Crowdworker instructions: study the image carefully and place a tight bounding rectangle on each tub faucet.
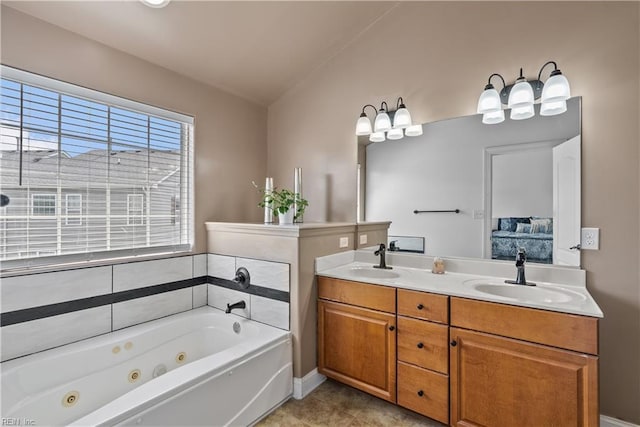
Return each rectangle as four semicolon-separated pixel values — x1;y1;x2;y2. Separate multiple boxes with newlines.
373;243;392;270
225;300;246;314
505;249;535;286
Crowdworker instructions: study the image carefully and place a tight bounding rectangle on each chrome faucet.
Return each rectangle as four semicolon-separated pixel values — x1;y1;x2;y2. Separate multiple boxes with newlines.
373;243;392;270
225;300;246;314
505;249;535;286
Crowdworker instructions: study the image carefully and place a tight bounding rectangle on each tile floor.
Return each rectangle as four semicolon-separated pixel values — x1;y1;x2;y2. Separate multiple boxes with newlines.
256;379;446;427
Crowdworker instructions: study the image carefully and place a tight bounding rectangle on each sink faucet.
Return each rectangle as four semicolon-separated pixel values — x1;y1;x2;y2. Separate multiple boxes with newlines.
373;243;392;270
505;249;535;286
225;300;246;314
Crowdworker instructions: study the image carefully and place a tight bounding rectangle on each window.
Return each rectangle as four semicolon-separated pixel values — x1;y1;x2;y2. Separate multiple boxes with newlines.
0;66;194;268
127;194;144;226
65;194;82;225
32;194;56;216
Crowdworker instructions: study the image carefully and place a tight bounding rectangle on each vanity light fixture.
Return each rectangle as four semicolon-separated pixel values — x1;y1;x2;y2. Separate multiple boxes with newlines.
355;97;420;142
141;0;171;8
477;61;571;124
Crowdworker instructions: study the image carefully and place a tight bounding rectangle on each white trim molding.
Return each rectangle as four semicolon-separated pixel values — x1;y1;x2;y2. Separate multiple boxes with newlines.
601;415;640;427
293;368;326;400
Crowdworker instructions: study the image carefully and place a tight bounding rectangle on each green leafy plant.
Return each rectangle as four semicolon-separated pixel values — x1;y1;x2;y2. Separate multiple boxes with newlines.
253;182;308;219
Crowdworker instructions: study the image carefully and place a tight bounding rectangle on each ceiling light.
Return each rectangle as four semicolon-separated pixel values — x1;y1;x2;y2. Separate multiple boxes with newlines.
356;97;416;142
141;0;170;8
477;61;571;124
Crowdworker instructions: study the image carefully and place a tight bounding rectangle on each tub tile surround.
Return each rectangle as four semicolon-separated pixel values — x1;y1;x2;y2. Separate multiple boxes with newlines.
0;254;207;361
207;253;291;330
112;287;193;330
0;252;291;361
0;306;112;361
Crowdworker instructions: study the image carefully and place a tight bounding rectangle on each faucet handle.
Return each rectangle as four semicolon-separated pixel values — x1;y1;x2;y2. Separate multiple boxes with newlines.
516;248;526;262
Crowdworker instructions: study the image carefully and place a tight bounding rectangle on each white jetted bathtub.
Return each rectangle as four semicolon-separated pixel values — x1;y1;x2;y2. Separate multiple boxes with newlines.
1;306;293;426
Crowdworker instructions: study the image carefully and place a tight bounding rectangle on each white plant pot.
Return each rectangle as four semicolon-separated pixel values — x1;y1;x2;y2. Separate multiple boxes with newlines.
278;208;294;225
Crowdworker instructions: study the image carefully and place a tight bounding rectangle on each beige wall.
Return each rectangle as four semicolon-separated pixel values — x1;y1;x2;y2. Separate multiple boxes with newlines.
1;6;267;253
268;2;640;423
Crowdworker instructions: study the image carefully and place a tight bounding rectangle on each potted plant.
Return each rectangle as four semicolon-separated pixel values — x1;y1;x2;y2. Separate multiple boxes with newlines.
254;183;308;225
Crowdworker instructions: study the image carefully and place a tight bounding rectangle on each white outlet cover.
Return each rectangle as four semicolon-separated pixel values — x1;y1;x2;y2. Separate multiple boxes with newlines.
339;237;349;248
359;234;368;245
581;227;600;250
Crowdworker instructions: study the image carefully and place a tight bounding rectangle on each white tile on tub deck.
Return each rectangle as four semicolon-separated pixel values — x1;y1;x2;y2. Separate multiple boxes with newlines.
113;256;192;292
193;284;207;308
112;288;192;330
250;295;289;331
1;266;112;313
236;258;289;292
207;285;250;318
0;306;111;362
207;254;236;280
192;254;207;277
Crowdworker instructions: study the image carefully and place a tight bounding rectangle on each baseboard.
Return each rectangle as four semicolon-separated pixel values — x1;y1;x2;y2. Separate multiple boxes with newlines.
293;368;326;400
601;415;640;427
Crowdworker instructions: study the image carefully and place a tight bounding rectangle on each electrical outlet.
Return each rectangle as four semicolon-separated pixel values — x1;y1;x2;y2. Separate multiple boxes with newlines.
339;237;349;248
581;228;600;250
359;234;368;245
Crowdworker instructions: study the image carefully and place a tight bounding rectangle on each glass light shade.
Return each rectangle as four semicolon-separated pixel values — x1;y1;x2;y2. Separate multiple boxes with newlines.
141;0;170;7
355;115;372;135
393;107;412;128
510;104;535;120
507;80;534;109
404;124;423;137
482;109;505;124
540;100;567;116
373;111;392;132
477;88;502;114
541;74;571;103
369;131;386;143
387;128;404;140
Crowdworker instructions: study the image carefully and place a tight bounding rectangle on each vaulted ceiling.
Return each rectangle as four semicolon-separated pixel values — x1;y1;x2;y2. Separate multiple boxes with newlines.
4;1;398;105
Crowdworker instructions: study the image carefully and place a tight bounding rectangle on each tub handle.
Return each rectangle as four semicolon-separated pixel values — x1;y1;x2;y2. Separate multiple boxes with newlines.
234;267;251;289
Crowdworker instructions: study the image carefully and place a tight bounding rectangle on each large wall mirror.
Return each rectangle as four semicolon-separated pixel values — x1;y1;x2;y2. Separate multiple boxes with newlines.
358;97;581;267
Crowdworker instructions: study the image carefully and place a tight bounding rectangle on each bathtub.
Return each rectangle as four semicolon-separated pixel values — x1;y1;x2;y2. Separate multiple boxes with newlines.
1;306;293;426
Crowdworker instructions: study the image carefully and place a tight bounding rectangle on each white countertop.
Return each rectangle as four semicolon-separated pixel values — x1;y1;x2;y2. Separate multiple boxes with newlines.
317;259;603;318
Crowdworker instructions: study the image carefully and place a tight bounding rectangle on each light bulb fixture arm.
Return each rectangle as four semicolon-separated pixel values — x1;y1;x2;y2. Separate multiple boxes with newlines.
379;101;389;113
396;97;406;109
486;73;506;90
537;61;558;81
360;104;378;118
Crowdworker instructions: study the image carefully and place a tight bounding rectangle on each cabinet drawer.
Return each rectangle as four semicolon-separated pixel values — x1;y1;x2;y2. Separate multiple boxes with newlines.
397;361;449;425
450;297;598;355
397;316;449;374
318;276;396;313
397;289;448;323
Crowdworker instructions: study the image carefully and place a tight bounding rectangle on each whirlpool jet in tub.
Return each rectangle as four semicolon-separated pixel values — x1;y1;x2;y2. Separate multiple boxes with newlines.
1;306;293;426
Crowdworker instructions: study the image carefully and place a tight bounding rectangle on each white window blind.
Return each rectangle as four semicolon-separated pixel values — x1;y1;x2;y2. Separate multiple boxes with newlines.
0;66;194;269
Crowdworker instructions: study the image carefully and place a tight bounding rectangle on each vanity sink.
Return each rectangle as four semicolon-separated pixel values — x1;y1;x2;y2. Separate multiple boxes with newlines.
466;280;586;304
348;267;400;280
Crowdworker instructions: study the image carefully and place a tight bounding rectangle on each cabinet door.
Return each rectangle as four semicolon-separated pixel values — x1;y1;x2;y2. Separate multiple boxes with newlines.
450;328;598;427
318;300;396;402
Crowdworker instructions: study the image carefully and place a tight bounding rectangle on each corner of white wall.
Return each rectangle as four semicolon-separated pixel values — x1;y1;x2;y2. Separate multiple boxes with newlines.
292;368;326;400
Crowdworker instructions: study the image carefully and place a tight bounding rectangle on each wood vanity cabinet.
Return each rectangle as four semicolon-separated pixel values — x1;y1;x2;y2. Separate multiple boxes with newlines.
317;277;397;402
396;289;450;424
449;297;599;427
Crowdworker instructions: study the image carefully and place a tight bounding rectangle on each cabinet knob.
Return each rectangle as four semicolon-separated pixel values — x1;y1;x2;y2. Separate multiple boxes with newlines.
389;325;395;331
417;342;424;349
450;340;457;347
417;390;424;397
417;304;424;310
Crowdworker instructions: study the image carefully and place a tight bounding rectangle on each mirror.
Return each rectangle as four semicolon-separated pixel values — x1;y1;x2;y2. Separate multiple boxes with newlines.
359;97;581;266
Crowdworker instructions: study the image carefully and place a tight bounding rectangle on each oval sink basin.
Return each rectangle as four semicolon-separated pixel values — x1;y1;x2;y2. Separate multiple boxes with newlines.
348;267;400;280
466;280;586;304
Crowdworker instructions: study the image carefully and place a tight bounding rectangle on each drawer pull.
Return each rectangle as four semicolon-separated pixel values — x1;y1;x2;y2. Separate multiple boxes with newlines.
417;303;424;310
389;325;395;331
450;340;457;347
417;342;424;349
417;390;424;397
